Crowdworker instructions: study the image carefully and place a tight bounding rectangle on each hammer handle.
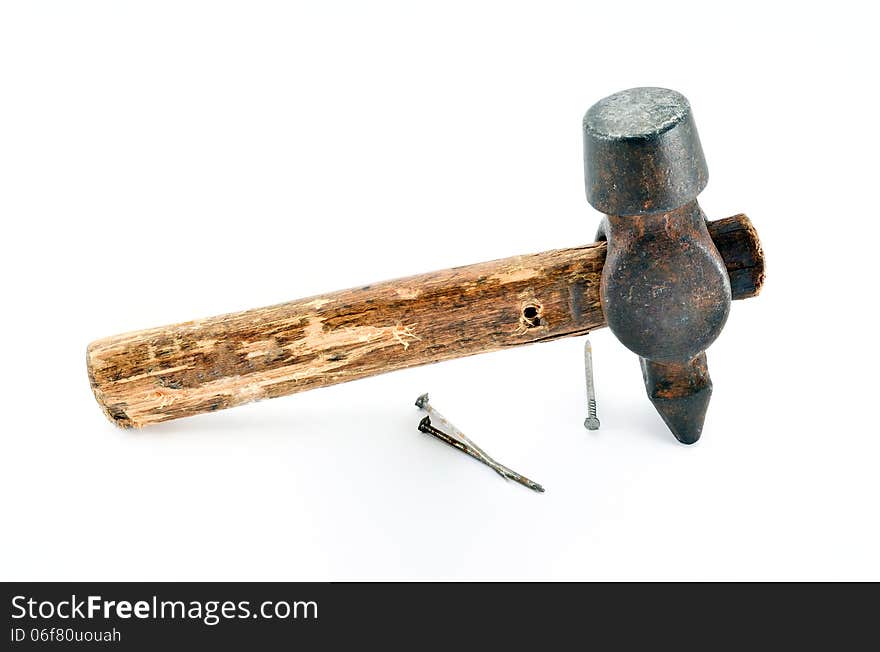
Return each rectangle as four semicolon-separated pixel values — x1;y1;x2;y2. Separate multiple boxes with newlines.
87;214;763;428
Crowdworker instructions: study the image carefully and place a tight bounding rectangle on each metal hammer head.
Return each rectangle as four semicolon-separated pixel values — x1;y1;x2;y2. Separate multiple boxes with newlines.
583;88;732;444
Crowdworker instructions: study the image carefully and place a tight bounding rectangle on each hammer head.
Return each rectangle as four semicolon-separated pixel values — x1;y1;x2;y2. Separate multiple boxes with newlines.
583;88;732;444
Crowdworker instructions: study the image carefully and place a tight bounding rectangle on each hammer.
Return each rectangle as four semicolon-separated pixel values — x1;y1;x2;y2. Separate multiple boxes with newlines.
87;88;764;442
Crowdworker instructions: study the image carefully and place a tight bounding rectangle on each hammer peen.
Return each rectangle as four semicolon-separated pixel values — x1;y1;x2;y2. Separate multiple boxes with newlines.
87;88;764;441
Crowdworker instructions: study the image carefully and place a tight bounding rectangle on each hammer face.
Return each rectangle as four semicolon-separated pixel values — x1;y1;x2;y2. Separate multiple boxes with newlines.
584;87;708;216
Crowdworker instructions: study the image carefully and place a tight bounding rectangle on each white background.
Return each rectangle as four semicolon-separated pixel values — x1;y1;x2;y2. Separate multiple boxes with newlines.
2;1;878;581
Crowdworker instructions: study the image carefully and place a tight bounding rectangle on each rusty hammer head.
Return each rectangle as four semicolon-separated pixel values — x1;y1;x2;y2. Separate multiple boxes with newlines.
584;88;732;444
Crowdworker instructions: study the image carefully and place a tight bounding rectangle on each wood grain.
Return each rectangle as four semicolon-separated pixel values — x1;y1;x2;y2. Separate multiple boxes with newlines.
87;214;763;428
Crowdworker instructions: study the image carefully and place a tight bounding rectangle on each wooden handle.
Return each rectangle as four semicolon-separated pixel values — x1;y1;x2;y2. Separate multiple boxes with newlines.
87;214;764;428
